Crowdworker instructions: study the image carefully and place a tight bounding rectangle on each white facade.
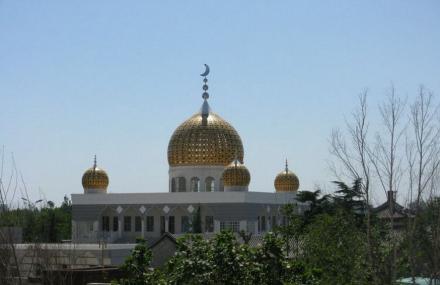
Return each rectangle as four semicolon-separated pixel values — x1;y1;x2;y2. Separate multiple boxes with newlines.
71;192;306;243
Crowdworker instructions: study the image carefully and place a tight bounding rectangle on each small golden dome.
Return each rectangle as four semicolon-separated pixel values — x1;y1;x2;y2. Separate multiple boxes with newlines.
274;161;299;192
222;159;251;187
168;110;244;167
82;156;109;193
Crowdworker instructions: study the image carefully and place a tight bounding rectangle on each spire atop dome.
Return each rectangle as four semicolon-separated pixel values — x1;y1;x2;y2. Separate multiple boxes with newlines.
233;150;239;167
202;77;209;101
200;64;211;116
82;156;109;194
274;160;299;192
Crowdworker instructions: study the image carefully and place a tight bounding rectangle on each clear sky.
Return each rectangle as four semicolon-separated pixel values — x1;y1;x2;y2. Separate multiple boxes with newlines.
1;1;439;205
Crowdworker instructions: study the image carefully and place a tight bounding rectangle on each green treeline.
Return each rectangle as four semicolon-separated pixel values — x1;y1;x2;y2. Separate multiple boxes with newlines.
0;196;72;242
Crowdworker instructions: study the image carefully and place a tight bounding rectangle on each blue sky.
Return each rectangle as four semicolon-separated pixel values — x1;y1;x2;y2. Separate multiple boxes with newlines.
1;1;439;205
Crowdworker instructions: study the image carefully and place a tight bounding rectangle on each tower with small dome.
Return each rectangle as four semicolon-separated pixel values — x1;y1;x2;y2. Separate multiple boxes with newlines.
81;155;109;194
222;156;251;192
274;160;300;192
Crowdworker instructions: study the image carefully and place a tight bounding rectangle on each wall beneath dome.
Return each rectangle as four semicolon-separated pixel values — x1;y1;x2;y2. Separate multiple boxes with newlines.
169;165;225;192
84;188;107;194
224;185;248;192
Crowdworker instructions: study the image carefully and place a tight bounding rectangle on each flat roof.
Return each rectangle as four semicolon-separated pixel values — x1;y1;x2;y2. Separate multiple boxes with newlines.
72;192;298;205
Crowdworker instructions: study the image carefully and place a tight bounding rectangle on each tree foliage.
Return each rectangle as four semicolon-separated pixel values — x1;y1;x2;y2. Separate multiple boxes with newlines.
115;179;439;285
0;195;72;242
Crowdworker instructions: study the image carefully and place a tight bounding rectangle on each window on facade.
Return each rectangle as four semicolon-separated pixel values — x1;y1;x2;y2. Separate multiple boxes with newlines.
178;177;186;192
261;216;266;232
146;216;154;232
257;216;261;232
124;216;132;232
181;216;190;233
113;217;118;232
102;216;110;232
171;178;176;192
135;216;142;232
220;221;240;233
190;177;200;192
89;222;94;232
205;177;215;192
272;216;277;228
160;216;165;234
169;216;175;234
205;216;214;232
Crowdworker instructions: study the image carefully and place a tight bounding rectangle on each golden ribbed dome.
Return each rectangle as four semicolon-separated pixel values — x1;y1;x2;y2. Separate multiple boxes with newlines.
168;111;244;167
274;161;299;192
82;157;109;193
222;159;251;187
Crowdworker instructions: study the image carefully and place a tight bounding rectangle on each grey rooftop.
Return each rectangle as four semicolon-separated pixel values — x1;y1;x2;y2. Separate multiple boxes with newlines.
72;192;298;205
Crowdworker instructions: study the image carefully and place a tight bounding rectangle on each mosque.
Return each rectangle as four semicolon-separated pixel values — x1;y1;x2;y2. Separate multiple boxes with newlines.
71;66;305;243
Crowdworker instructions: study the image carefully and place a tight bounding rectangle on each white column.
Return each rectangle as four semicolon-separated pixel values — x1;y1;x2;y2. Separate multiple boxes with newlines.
239;220;246;231
214;220;220;233
118;216;122;238
165;216;169;233
200;176;206;192
254;220;259;234
266;216;270;231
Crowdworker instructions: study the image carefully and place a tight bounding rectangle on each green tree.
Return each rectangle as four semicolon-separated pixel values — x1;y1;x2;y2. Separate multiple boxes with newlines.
166;234;213;284
296;189;331;222
118;238;163;285
276;203;303;257
303;210;369;284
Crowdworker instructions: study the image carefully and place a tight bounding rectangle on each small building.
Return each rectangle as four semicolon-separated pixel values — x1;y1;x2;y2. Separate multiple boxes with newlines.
373;191;412;230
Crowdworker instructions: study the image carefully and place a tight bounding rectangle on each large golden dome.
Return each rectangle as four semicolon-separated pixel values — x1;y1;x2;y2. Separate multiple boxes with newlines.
82;157;109;193
168;111;244;167
274;161;299;192
222;159;250;187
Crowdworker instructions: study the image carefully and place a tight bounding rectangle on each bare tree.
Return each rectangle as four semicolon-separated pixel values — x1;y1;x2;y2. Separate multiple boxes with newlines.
368;85;406;283
0;147;24;285
329;90;379;282
330;86;409;283
406;86;440;281
330;90;371;199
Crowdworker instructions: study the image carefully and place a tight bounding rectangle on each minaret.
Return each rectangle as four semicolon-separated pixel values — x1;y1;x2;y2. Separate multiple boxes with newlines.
274;159;300;192
82;155;109;194
201;64;211;124
93;154;97;169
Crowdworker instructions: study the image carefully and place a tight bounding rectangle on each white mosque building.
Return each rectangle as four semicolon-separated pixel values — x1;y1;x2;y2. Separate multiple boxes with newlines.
71;66;304;243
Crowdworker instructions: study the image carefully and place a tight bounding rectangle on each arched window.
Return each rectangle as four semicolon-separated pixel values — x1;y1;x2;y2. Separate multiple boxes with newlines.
190;177;200;192
205;177;215;192
171;178;176;192
178;177;186;192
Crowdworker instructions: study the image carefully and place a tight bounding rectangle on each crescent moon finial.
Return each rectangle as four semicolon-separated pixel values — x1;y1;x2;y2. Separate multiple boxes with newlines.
200;64;210;77
201;64;210;101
